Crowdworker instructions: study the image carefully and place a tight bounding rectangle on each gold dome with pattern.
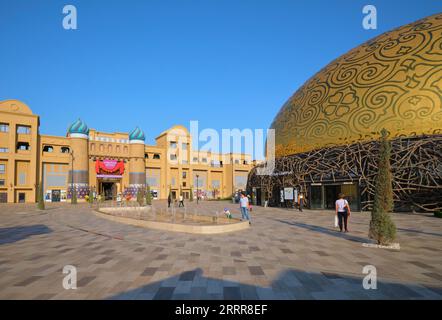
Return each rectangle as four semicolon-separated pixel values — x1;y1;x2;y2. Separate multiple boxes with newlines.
271;13;442;157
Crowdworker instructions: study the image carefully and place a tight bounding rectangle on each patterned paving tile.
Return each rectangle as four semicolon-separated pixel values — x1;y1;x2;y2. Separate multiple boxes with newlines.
153;287;175;300
249;266;265;276
14;276;43;287
179;271;196;281
0;201;441;299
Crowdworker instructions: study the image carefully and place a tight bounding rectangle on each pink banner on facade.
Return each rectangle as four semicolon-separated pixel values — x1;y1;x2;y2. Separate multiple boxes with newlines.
95;159;125;175
103;159;118;169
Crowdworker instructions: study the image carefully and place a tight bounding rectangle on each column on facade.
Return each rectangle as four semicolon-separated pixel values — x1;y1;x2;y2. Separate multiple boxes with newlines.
67;119;90;199
128;127;146;197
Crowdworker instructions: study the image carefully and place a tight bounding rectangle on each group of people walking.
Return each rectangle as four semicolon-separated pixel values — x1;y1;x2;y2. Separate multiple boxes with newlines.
165;191;350;232
167;193;185;207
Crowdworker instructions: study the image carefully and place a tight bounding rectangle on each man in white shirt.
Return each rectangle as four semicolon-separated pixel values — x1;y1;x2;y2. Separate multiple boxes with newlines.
179;194;184;207
239;193;251;225
335;193;351;232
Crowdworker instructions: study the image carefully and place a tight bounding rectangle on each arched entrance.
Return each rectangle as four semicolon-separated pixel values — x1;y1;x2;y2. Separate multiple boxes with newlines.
98;178;120;200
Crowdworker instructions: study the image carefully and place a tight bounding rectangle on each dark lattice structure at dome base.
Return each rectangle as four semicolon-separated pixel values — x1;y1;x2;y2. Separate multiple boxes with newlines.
247;135;442;212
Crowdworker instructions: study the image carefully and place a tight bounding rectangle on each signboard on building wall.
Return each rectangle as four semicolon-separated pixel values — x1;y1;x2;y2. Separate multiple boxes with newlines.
95;159;125;175
284;187;294;200
61;190;67;202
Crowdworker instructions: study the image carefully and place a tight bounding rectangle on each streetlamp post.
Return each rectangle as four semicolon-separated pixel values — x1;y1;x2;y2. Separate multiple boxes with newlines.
70;150;75;204
196;174;199;205
231;153;234;199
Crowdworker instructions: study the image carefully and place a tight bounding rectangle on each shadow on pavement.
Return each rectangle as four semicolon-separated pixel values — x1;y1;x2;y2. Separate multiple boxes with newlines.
106;267;442;300
0;225;53;245
396;228;442;237
273;219;368;243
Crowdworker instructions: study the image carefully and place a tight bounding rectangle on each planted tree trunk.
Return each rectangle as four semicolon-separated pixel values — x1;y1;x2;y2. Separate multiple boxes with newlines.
37;181;45;210
189;187;194;202
71;187;77;204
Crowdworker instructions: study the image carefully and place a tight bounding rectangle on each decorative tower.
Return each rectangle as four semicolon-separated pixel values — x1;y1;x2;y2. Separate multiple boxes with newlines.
67;118;89;199
128;126;146;196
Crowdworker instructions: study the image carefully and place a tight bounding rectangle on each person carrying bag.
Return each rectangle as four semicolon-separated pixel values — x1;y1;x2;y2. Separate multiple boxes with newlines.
335;193;351;232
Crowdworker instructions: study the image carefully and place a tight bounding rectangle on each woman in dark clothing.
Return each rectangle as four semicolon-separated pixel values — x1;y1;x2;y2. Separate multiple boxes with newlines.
335;193;351;232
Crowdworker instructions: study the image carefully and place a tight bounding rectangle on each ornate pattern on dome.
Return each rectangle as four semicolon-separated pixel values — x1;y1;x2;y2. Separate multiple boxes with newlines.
68;118;89;135
271;13;442;157
129;126;145;141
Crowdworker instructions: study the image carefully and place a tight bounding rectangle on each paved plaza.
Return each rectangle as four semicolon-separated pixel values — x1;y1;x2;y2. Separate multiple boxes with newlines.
0;200;441;299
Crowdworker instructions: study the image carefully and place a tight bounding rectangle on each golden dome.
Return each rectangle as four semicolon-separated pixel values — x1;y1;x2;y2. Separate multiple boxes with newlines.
271;13;442;157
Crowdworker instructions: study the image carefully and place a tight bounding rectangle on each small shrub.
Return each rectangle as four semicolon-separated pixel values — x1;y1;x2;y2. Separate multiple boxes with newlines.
88;191;94;204
434;211;442;218
136;189;144;206
145;185;152;205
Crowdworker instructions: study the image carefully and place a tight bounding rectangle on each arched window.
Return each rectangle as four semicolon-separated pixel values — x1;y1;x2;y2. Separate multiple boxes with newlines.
108;144;112;153
61;147;70;154
99;144;104;152
43;145;54;153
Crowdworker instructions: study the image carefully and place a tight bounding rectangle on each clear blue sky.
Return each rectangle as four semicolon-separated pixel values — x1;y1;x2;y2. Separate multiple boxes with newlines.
1;0;441;150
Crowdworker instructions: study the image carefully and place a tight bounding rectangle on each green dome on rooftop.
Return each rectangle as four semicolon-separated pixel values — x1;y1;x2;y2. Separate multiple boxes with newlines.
67;118;89;136
129;126;145;141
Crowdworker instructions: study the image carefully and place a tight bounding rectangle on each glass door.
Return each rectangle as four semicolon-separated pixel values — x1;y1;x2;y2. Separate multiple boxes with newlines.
325;185;341;210
310;185;323;209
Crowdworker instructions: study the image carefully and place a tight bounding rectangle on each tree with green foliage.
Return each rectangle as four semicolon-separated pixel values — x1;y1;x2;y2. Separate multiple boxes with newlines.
37;181;45;210
189;186;194;202
145;185;152;205
369;128;397;245
137;188;144;206
71;186;77;204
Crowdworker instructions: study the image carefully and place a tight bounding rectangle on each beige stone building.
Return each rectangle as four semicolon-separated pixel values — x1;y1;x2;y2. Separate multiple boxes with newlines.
0;100;255;203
